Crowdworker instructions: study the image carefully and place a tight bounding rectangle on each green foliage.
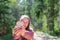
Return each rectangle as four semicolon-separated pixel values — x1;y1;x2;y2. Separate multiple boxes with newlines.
0;33;12;40
0;0;16;36
42;15;48;33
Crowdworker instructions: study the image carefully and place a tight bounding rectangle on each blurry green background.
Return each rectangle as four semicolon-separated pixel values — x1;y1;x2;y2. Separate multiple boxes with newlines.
0;0;60;40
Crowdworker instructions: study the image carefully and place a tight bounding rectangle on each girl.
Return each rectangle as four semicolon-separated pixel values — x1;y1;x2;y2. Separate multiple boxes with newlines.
13;15;34;40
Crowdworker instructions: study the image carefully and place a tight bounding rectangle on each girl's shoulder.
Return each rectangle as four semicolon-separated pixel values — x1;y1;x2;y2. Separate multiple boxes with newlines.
30;27;34;31
29;27;34;33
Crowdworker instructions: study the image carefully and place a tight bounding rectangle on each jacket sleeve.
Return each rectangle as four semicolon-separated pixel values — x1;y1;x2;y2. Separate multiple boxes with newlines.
22;29;34;40
12;27;22;40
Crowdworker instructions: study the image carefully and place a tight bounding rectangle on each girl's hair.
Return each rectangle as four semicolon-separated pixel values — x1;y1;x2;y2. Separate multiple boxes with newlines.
26;21;30;30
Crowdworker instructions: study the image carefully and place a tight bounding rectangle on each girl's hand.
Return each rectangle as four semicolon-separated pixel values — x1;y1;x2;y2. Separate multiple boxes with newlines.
15;28;26;36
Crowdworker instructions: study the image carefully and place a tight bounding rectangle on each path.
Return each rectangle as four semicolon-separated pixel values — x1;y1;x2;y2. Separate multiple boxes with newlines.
34;32;58;40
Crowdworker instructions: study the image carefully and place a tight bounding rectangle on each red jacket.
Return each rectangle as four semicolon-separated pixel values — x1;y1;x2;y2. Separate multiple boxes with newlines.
13;27;34;40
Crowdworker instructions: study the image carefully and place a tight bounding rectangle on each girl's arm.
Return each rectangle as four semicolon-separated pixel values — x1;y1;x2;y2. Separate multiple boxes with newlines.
13;27;34;40
21;29;34;40
12;27;22;40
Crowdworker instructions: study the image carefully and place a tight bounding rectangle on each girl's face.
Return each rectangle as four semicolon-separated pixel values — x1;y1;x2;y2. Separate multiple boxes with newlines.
21;18;30;29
